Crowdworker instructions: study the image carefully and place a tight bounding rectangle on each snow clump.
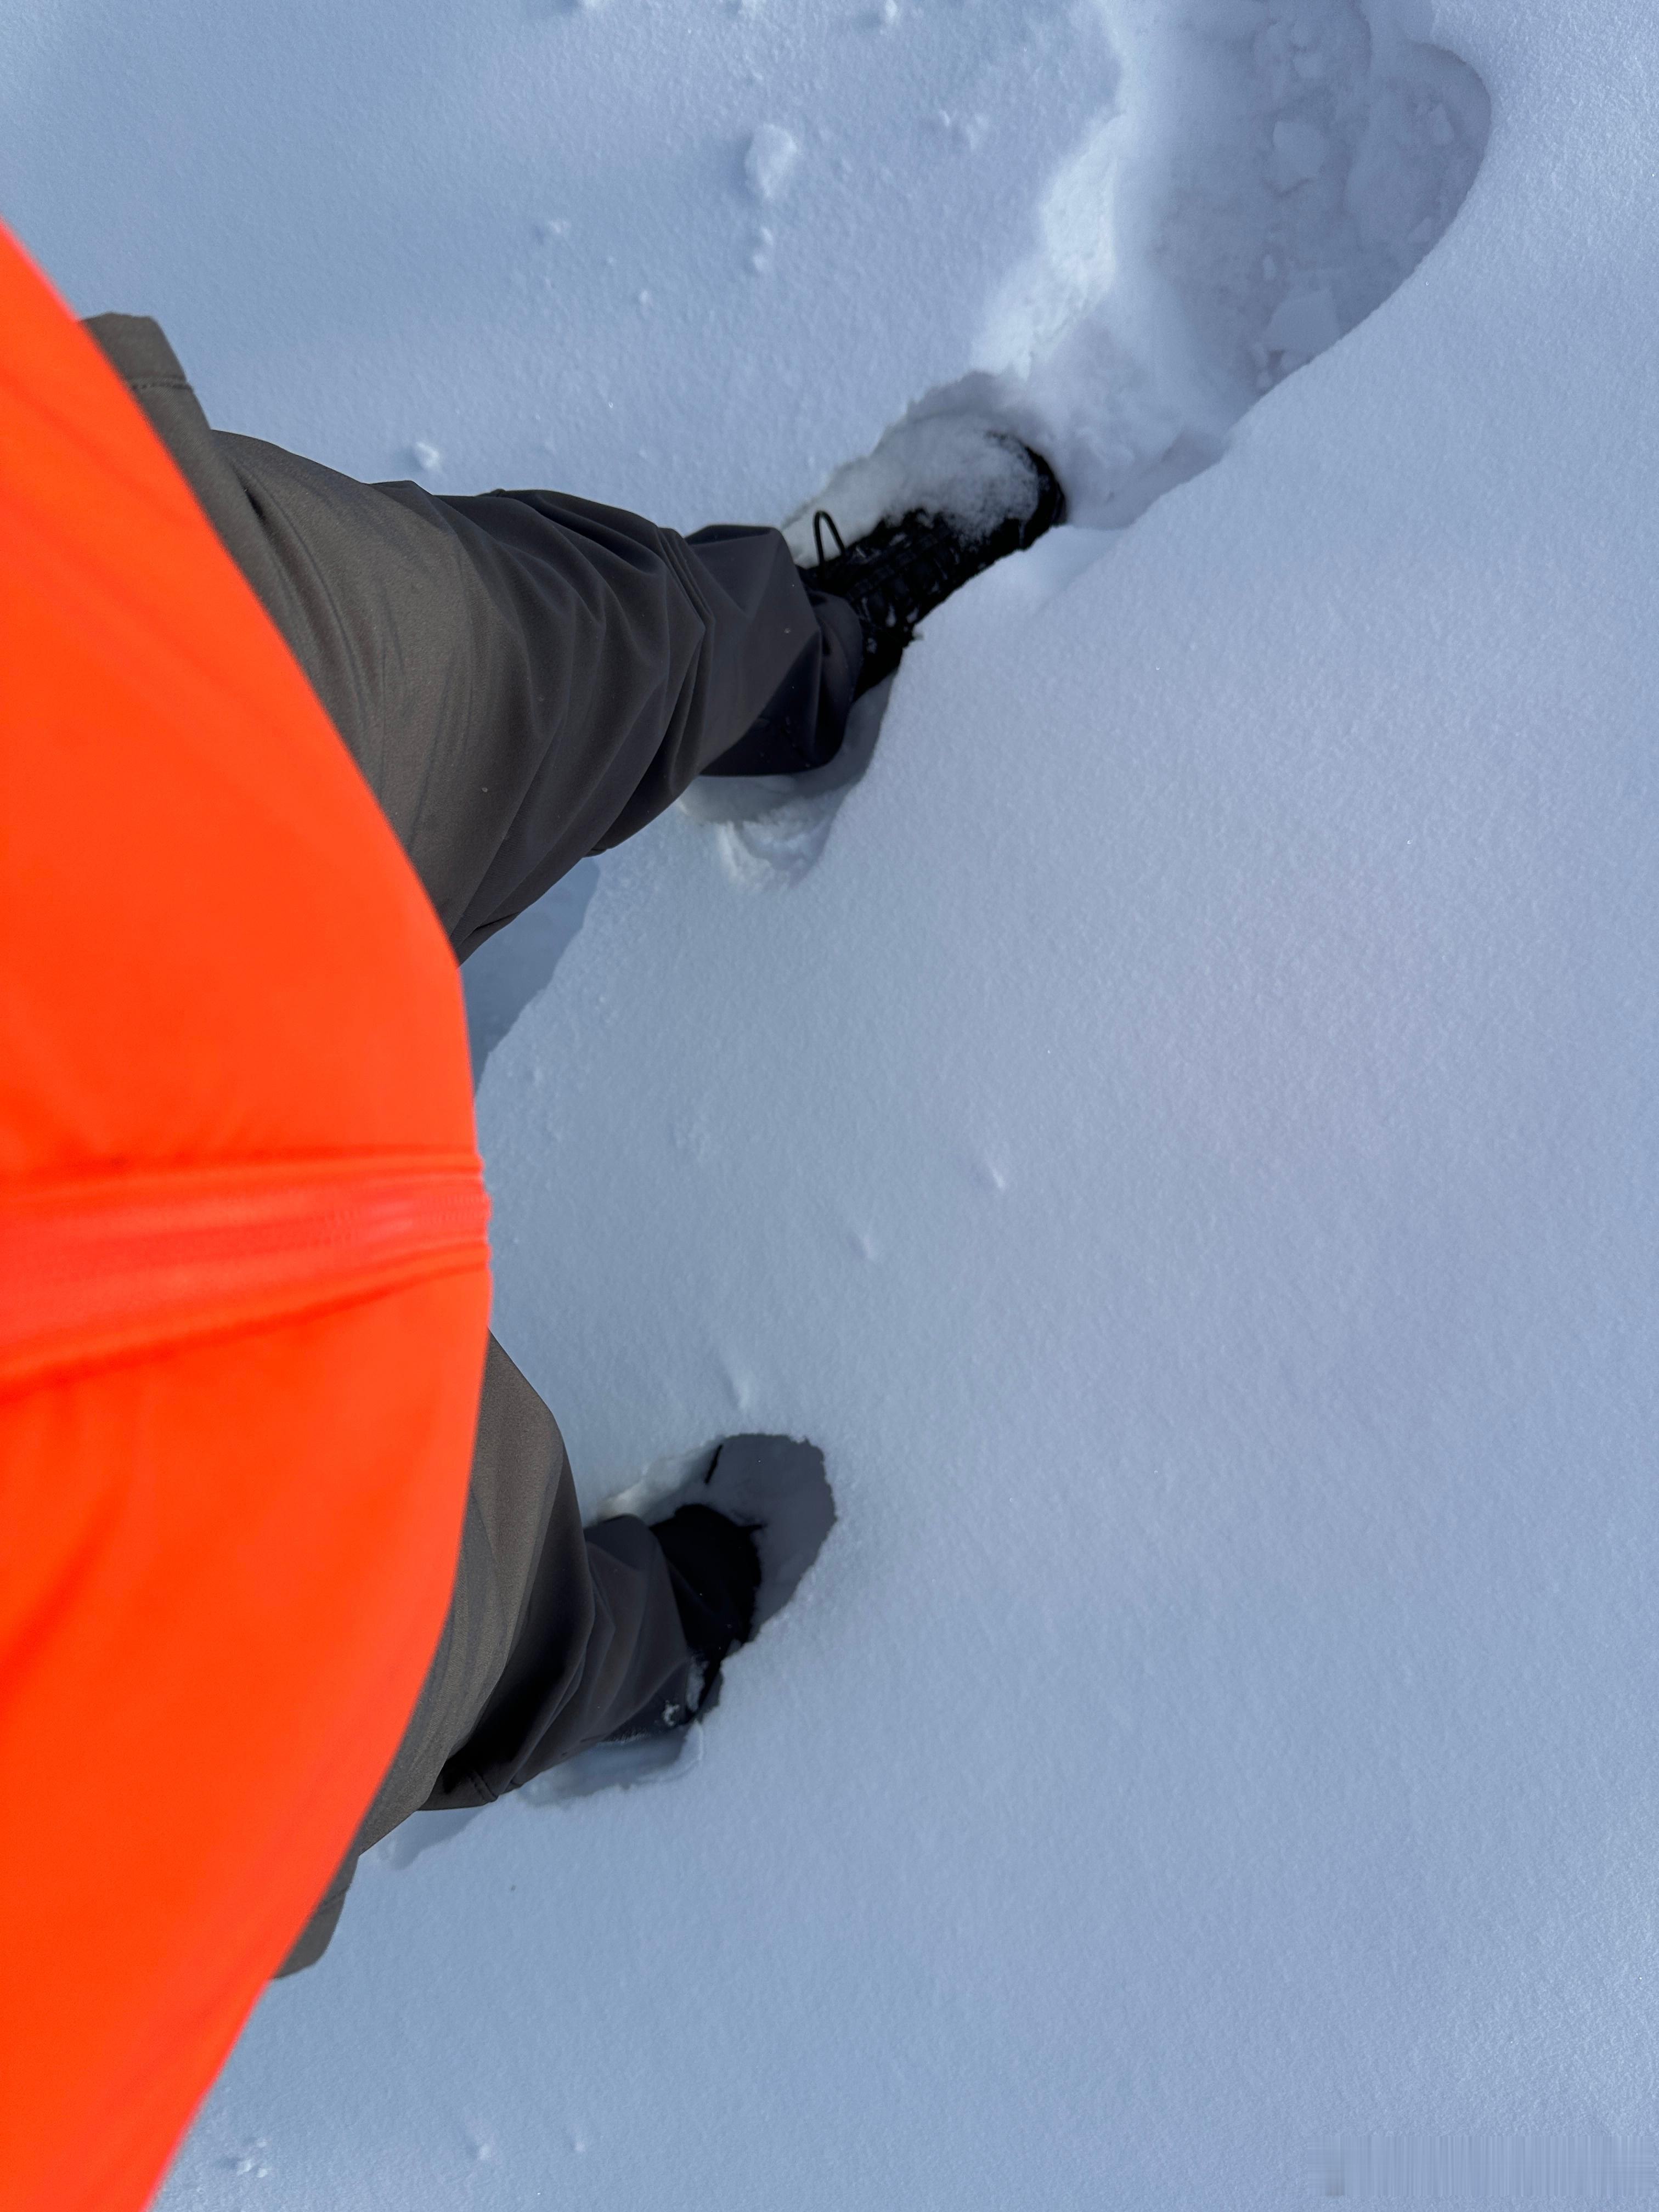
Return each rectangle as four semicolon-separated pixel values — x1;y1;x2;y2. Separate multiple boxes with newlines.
744;123;800;203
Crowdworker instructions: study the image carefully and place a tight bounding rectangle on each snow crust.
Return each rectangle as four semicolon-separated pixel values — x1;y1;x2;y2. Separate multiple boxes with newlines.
6;0;1659;2203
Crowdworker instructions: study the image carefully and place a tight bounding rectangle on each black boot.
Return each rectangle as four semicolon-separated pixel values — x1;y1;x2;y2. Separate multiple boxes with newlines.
806;439;1066;696
647;1435;836;1717
650;1503;761;1689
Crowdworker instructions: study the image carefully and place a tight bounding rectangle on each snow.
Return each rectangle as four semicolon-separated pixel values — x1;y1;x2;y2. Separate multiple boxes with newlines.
743;123;801;204
5;0;1659;2204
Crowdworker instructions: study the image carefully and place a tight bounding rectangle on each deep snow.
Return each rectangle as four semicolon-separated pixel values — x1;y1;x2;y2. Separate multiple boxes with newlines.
6;0;1659;2204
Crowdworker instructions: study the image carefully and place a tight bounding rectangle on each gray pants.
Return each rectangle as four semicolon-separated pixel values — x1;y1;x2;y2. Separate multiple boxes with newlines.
87;314;860;1971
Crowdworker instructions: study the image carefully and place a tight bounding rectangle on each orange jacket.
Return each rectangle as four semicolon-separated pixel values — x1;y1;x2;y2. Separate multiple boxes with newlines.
1;227;490;2211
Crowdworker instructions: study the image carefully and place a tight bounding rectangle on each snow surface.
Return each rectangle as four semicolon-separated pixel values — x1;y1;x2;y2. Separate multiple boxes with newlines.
5;0;1659;2203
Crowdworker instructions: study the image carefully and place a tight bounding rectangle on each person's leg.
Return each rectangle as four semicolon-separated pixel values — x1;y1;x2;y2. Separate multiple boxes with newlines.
86;313;861;955
86;314;828;1971
275;1341;698;1976
204;459;863;956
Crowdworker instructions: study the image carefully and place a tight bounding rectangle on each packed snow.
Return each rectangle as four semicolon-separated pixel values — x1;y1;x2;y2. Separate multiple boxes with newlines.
5;0;1658;2203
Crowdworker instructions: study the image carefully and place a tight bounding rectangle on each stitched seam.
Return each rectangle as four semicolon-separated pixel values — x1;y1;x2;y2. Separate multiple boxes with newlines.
0;1241;487;1402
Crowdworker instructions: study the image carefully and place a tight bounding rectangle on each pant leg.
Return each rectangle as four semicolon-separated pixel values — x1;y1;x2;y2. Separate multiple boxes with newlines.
201;455;861;956
87;320;859;963
275;1344;696;1975
84;314;808;1972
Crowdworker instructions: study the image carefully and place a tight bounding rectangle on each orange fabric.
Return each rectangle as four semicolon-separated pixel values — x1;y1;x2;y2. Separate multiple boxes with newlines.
1;1160;489;1393
0;225;491;2212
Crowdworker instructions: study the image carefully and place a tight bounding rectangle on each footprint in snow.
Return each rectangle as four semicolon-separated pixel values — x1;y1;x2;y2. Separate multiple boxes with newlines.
686;0;1489;888
465;0;1488;1059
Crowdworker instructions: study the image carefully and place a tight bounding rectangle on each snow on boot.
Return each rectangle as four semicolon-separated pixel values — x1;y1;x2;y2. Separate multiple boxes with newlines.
803;436;1066;695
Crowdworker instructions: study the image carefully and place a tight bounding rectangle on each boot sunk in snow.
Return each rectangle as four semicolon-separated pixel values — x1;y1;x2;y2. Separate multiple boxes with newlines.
806;438;1066;696
610;1435;836;1734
